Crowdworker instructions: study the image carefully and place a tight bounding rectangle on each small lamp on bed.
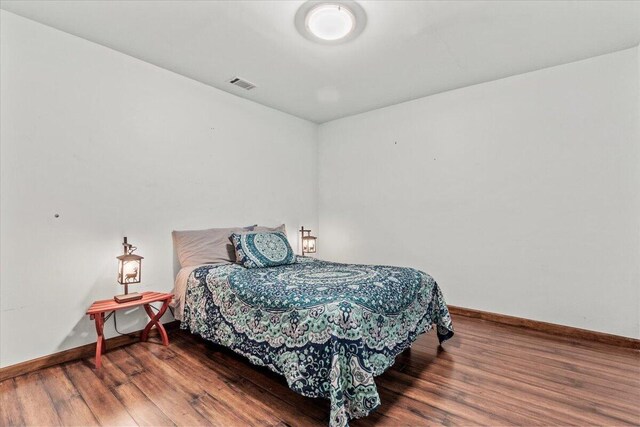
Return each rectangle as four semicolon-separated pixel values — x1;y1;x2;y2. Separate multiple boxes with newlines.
115;237;144;303
300;226;317;256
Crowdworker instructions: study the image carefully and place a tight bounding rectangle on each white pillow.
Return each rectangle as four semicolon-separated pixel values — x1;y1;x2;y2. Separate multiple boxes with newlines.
253;224;286;234
172;225;255;267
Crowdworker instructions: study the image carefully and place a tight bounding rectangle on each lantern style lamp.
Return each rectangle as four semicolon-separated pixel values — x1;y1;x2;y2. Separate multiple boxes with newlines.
300;226;317;257
115;237;143;303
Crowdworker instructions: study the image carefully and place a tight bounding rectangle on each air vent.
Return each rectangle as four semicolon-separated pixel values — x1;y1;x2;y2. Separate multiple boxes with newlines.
228;77;256;90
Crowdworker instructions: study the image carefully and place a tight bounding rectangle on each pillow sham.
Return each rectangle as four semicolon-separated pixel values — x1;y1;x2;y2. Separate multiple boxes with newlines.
231;231;296;268
172;225;255;267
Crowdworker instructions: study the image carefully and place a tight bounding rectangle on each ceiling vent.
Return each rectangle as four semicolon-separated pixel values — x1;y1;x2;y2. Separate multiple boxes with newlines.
228;77;256;90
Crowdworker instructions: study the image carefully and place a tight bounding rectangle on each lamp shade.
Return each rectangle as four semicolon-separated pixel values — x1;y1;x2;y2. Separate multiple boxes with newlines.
300;226;317;256
302;235;317;253
117;253;143;284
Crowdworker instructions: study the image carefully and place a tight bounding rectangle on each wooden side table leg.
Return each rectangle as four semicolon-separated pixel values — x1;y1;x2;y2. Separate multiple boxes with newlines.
93;313;105;369
141;301;170;346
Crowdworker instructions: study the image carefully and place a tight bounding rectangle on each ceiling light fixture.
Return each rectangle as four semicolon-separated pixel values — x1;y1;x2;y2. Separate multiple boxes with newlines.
295;1;367;45
307;4;354;41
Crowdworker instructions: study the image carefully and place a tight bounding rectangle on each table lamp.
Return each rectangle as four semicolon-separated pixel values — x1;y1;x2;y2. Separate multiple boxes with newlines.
115;237;143;303
300;226;317;256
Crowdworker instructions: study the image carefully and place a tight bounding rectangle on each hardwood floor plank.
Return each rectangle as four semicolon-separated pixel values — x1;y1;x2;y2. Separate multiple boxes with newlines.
0;379;25;426
454;316;640;358
452;328;640;388
412;336;639;407
115;347;213;427
95;352;133;389
133;369;212;427
401;345;639;425
452;333;640;398
451;329;640;379
63;360;137;426
431;333;640;403
398;360;583;426
14;372;62;426
452;316;640;369
48;391;101;426
375;366;516;425
362;384;472;426
38;365;80;402
112;382;175;427
107;347;146;377
437;339;640;417
405;362;580;425
191;392;266;427
138;340;320;427
39;366;99;426
451;314;640;359
172;334;328;423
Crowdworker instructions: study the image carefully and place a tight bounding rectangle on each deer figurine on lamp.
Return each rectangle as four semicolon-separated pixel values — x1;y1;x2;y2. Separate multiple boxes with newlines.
115;237;144;303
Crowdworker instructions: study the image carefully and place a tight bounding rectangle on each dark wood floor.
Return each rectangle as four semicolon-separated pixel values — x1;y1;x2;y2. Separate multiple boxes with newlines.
1;314;638;426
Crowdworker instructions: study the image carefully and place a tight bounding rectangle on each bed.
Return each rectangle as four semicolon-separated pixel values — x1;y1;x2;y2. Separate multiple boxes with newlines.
174;256;454;426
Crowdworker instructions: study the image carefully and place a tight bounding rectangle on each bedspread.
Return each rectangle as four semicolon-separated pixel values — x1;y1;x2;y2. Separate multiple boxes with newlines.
181;257;454;426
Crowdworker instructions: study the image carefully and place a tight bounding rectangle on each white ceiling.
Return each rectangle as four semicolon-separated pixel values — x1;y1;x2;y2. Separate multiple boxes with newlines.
1;1;639;123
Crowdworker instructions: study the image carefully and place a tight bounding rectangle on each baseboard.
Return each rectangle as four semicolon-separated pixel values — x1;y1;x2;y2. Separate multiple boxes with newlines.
0;320;180;382
448;305;640;350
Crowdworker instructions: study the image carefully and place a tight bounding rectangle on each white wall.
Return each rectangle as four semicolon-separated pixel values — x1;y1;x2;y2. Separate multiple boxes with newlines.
319;47;640;339
0;11;318;367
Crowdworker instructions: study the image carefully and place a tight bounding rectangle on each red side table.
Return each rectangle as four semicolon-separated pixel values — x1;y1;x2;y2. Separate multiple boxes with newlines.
86;291;173;369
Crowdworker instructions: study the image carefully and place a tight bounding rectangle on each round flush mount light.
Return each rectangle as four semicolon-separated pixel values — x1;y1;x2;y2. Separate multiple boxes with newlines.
295;1;367;44
307;4;354;41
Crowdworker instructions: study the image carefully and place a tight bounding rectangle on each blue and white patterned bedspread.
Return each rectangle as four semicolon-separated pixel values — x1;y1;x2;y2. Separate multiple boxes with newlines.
181;257;454;426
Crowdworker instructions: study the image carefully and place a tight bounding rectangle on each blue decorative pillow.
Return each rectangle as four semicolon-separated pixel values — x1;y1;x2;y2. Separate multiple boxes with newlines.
230;232;296;268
